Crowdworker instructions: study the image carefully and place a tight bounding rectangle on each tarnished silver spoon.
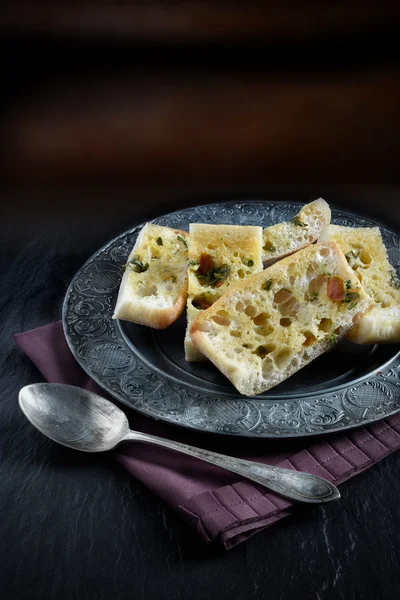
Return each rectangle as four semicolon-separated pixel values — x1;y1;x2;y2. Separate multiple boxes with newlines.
18;383;340;504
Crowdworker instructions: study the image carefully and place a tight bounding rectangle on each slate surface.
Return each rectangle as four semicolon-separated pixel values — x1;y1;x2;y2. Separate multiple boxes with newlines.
1;191;400;600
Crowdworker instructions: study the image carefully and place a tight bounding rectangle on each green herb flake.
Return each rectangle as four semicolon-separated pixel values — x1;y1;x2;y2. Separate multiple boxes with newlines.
309;292;318;302
177;235;188;248
291;216;308;227
263;279;273;291
189;260;199;267
156;237;163;246
127;256;149;273
342;284;361;304
121;264;127;273
171;275;177;283
196;264;230;288
243;258;254;267
345;249;361;262
348;300;358;310
264;243;276;253
346;291;360;302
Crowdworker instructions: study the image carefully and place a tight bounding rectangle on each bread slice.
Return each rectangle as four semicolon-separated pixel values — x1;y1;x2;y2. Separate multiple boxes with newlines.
262;198;331;265
319;225;400;343
191;242;373;395
113;223;189;328
185;224;263;361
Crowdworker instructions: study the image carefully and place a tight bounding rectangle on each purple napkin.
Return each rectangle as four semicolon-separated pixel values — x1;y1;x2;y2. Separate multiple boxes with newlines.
15;322;400;549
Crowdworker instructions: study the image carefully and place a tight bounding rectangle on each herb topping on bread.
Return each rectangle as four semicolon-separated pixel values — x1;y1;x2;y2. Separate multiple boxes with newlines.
191;242;373;395
113;223;189;328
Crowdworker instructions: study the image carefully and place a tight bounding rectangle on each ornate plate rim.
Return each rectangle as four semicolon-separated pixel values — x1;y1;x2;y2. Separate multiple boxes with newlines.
62;200;400;438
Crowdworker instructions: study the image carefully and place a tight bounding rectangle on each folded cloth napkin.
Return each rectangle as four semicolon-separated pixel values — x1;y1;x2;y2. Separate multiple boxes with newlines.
15;322;400;549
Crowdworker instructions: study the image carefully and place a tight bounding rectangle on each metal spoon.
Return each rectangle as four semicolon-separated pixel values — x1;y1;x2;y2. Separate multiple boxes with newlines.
18;383;340;504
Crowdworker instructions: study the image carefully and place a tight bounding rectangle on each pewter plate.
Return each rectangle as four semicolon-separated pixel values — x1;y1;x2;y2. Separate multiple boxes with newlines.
62;201;400;438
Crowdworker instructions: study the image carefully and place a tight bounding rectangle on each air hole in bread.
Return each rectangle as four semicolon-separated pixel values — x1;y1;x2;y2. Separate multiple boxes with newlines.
238;269;246;279
253;312;271;326
245;305;257;318
141;285;157;297
319;247;331;258
318;318;333;333
280;317;292;327
252;344;275;359
274;289;293;304
230;330;242;338
211;314;231;326
236;302;245;312
360;249;372;266
233;252;239;257
306;262;319;279
255;325;274;337
278;296;298;317
303;331;317;346
289;276;296;285
262;358;274;375
192;295;212;310
308;274;325;297
235;347;243;354
357;272;363;282
275;347;292;369
207;243;218;250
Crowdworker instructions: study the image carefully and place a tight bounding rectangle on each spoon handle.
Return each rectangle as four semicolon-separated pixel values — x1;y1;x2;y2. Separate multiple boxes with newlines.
122;430;339;504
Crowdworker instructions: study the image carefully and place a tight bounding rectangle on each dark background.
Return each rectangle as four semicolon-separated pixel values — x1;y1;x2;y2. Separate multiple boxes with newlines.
1;2;400;599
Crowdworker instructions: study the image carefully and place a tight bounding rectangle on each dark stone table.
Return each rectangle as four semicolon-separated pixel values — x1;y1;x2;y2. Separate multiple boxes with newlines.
1;189;400;600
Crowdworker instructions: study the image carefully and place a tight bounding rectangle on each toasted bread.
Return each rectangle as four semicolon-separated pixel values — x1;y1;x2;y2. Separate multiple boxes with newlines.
262;198;331;265
113;223;189;328
319;225;400;343
191;242;372;395
185;223;263;361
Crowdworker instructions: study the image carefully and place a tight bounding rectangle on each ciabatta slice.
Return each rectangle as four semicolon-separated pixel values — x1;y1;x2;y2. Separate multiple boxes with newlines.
185;223;263;361
319;225;400;343
113;223;188;328
262;198;331;265
191;242;373;396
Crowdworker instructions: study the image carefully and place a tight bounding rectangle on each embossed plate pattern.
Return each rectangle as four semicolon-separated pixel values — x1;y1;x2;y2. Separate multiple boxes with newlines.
63;201;400;437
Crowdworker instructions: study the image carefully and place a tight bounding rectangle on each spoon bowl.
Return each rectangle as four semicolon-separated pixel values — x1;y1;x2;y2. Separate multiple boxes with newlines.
19;383;129;452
